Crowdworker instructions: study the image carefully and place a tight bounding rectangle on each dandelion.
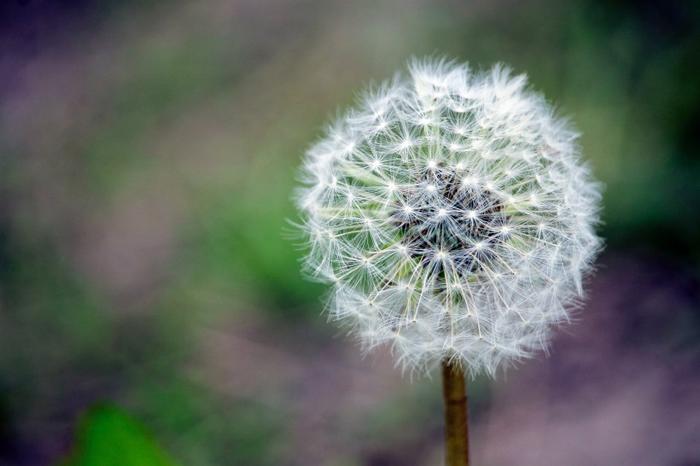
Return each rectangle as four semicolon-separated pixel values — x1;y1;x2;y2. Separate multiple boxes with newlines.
294;58;601;465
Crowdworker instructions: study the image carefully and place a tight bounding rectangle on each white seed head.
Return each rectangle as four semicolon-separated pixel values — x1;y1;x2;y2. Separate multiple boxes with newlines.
295;58;602;377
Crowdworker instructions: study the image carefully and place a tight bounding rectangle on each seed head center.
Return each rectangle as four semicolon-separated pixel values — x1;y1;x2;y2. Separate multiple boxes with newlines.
392;162;507;273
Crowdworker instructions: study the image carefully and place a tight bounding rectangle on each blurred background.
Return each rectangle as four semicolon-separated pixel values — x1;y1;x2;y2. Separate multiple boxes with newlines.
1;0;699;465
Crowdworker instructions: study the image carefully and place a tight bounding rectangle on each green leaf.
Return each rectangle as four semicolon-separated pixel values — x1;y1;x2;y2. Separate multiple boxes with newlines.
59;405;179;466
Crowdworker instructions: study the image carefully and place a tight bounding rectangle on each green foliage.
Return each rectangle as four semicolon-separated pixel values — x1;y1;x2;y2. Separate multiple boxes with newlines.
191;196;322;314
59;405;179;466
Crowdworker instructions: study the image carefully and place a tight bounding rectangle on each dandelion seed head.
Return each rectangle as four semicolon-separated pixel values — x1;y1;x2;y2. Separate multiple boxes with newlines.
295;58;602;376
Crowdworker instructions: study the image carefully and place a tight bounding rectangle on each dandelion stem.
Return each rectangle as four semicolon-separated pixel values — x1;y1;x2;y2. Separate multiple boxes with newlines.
442;359;469;466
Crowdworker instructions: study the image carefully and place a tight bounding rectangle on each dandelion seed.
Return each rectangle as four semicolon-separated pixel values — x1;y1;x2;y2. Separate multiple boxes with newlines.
398;138;413;150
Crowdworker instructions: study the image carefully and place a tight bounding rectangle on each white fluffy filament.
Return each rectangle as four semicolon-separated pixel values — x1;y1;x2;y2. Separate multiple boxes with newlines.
296;58;602;376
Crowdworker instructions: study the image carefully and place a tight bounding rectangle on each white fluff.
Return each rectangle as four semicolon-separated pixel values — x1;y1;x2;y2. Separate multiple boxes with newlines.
295;58;602;376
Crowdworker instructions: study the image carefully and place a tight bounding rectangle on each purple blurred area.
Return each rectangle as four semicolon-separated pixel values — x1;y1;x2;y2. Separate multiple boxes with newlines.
476;255;699;466
0;0;698;465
